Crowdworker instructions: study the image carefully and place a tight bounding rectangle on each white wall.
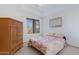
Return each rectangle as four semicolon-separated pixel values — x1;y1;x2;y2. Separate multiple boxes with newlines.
0;4;43;42
43;6;79;47
1;4;79;47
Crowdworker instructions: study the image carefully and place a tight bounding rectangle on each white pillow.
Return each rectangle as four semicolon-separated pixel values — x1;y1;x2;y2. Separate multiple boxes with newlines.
47;33;64;38
53;33;64;38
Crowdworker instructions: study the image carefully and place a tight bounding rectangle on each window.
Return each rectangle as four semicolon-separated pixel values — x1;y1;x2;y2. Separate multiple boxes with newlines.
27;18;40;34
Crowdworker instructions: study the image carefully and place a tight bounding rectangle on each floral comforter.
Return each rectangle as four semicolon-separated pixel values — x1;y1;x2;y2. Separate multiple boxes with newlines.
28;35;65;55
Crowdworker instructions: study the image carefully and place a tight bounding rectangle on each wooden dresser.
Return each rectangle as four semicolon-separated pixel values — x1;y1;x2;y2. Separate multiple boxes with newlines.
0;17;23;55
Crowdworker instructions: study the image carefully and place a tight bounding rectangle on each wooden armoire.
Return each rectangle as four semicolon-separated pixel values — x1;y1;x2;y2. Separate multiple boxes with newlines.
0;17;23;55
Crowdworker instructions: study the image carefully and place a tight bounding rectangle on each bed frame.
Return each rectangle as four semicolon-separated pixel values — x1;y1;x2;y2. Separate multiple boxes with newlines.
28;39;47;54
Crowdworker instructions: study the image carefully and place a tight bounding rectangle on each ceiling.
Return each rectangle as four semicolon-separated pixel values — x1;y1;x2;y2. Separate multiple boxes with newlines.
21;4;79;17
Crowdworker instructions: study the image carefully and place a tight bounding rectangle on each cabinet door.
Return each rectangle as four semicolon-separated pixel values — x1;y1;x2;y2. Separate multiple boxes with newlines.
0;20;9;54
17;22;23;41
10;21;17;50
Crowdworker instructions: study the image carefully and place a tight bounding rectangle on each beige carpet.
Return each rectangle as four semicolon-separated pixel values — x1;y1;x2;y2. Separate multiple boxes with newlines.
58;45;79;55
15;42;41;55
15;43;79;55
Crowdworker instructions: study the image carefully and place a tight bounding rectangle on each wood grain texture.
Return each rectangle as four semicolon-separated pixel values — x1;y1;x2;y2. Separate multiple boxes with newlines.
0;17;23;55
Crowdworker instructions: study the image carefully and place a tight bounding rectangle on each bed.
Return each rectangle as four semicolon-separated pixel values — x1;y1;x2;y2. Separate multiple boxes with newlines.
28;34;66;55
